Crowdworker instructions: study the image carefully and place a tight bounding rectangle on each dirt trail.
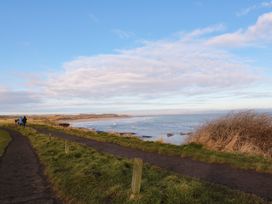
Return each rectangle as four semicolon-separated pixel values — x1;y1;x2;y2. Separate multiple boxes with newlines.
0;129;60;204
35;127;272;201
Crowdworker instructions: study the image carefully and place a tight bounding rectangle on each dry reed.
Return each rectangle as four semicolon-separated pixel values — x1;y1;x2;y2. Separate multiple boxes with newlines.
191;111;272;158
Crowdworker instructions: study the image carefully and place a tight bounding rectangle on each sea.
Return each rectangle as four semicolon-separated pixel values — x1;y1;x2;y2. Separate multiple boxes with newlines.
70;113;226;145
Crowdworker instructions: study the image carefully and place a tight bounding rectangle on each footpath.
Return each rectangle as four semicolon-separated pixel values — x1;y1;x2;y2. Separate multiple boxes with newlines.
35;127;272;201
0;128;60;204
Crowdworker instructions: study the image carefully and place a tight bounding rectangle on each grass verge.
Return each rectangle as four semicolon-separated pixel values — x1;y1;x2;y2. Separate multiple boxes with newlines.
32;124;272;173
0;129;11;156
14;126;266;204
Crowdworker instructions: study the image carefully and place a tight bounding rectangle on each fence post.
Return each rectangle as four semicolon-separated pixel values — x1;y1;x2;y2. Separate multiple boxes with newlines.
49;133;52;141
65;140;69;154
130;158;143;199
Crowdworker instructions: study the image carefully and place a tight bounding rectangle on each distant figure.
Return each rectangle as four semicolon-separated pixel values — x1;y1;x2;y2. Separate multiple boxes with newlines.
22;116;27;127
18;116;23;126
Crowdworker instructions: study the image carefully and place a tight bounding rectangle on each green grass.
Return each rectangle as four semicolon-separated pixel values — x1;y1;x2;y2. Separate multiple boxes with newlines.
14;126;266;204
31;124;272;174
0;129;11;156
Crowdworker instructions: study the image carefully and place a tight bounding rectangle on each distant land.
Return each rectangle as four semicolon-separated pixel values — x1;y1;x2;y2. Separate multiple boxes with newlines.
0;114;129;123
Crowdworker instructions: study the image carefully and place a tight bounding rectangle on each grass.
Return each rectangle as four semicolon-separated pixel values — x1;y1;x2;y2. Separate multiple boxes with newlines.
14;126;266;204
192;111;272;158
31;124;272;173
0;129;11;156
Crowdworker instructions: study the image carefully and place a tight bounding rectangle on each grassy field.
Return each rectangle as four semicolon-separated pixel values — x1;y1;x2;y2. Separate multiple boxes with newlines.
14;126;266;204
0;129;11;156
31;124;272;173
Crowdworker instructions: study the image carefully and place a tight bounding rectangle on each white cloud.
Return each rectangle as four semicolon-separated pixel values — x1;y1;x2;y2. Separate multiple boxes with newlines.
182;24;225;40
44;32;260;102
3;13;272;113
112;29;134;39
236;1;272;16
236;5;258;16
0;88;40;109
206;12;272;47
262;1;272;7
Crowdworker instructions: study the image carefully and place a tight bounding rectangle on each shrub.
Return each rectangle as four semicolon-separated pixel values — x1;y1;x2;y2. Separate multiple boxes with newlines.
191;111;272;158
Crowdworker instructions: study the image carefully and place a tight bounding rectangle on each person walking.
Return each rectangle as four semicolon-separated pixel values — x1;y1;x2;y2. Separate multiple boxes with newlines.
22;116;27;127
18;116;23;126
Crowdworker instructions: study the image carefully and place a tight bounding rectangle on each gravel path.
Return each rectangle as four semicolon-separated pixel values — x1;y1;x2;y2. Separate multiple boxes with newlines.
0;128;61;204
35;127;272;201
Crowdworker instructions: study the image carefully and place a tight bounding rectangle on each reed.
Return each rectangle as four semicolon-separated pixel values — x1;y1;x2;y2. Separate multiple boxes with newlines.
192;111;272;158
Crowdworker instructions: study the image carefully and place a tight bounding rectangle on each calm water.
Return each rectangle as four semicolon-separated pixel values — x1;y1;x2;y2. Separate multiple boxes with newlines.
70;113;225;145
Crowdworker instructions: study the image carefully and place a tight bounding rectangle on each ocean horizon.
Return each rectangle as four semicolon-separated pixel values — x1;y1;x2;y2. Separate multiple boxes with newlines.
70;113;228;145
70;110;272;145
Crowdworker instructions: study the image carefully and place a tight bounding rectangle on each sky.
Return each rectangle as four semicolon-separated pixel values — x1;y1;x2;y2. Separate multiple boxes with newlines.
0;0;272;114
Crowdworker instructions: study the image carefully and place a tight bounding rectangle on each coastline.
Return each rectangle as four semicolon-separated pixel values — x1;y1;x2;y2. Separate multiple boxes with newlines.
62;115;130;123
67;115;192;145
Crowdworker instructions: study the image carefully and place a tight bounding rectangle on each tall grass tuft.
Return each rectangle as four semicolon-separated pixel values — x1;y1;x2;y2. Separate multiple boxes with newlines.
191;111;272;158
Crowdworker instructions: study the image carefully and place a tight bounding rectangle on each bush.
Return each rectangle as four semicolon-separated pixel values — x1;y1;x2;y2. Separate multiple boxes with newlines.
191;111;272;158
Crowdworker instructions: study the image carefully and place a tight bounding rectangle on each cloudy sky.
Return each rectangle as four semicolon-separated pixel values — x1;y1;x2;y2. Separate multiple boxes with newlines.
1;0;272;114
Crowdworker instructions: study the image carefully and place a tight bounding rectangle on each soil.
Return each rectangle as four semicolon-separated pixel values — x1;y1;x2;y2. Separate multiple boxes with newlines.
35;127;272;201
0;128;61;204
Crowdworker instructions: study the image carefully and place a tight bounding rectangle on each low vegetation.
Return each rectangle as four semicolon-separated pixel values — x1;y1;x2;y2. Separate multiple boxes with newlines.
0;114;128;125
31;124;272;173
0;129;11;156
14;126;265;203
192;111;272;158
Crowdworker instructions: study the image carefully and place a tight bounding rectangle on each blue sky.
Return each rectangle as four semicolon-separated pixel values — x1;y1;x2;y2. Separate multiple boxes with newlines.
1;0;272;114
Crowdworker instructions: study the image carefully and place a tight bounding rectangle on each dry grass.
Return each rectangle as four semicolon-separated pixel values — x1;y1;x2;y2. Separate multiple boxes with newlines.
157;135;165;144
191;111;272;158
0;114;128;126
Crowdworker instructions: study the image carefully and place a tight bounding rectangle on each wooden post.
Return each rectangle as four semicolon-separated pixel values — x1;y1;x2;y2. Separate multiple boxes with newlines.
49;133;52;141
130;158;143;199
65;140;69;154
